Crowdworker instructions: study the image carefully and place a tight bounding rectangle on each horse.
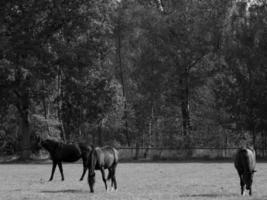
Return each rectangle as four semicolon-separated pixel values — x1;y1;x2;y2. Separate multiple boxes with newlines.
234;147;256;196
87;146;118;193
37;138;91;181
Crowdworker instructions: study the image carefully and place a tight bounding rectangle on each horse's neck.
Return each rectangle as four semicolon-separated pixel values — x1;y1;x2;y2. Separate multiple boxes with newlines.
48;141;62;153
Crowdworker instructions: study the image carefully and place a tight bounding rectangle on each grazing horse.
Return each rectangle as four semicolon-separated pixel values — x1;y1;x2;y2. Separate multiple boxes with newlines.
40;139;90;181
87;146;118;193
234;147;256;196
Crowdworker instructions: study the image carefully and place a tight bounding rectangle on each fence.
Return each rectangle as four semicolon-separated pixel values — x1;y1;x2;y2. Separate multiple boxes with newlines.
1;145;266;161
117;147;267;161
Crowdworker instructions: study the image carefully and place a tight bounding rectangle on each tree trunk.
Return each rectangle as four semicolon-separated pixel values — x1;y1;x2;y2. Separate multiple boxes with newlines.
98;122;103;146
148;105;154;147
41;79;52;136
155;118;160;147
264;131;267;157
247;64;256;148
261;131;265;157
16;93;31;160
57;66;66;142
41;80;48;119
224;131;228;157
135;142;139;160
42;96;48;119
180;67;190;136
116;9;130;146
124;106;130;146
20;115;31;160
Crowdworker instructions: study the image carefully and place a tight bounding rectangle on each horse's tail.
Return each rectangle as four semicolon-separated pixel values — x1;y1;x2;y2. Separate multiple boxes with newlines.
107;147;119;180
113;148;119;164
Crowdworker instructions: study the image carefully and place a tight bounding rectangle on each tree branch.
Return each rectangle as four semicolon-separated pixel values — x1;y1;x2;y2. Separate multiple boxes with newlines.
188;53;207;71
154;0;164;13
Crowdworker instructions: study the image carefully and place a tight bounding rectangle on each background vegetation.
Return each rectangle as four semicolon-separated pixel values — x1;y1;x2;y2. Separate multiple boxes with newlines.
1;0;267;159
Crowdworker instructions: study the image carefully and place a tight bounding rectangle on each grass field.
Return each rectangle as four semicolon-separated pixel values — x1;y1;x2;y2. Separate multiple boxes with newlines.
0;162;266;200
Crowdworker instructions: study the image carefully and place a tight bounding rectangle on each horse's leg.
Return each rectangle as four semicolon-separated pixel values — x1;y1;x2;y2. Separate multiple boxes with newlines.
88;172;95;193
49;161;57;181
112;165;117;191
239;173;245;196
108;168;114;190
58;162;64;181
240;179;245;196
79;154;87;181
100;168;108;191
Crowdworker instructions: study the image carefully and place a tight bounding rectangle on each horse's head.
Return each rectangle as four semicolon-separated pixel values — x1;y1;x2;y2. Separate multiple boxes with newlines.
88;146;97;175
88;145;96;192
88;171;96;193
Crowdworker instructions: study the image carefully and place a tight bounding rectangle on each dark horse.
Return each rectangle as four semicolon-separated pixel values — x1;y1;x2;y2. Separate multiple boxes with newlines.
234;147;256;196
88;146;118;193
39;139;90;181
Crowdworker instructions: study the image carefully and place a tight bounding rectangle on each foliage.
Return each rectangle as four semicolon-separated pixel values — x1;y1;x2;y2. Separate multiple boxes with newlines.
213;1;267;146
1;0;267;159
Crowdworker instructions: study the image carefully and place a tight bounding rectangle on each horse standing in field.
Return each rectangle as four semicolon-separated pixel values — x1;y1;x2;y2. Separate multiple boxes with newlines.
234;147;256;196
87;146;118;193
38;138;91;181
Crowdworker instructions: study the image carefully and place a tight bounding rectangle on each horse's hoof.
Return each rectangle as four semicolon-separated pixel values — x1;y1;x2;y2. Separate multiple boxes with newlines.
79;178;83;181
48;179;52;182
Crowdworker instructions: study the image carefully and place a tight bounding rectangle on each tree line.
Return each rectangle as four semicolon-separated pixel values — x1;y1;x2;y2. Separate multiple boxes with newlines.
1;0;267;159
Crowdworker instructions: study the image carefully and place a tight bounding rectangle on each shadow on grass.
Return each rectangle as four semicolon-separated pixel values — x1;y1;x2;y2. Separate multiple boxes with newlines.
41;189;88;194
180;193;238;198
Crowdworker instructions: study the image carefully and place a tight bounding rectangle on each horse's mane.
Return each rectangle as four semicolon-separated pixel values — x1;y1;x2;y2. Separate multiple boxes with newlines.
42;139;63;152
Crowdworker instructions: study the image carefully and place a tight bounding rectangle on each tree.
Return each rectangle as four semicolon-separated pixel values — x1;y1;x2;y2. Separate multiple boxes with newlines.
214;1;267;147
0;0;118;159
0;0;62;159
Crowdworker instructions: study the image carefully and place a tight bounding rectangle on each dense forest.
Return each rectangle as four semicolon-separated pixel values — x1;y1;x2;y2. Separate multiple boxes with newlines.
1;0;267;159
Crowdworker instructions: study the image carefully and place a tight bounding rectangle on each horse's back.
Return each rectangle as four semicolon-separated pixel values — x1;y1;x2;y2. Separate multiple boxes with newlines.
102;146;118;161
57;143;82;162
235;147;256;173
97;146;118;168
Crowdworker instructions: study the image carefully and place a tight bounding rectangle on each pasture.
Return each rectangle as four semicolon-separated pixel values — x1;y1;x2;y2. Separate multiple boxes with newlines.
0;162;266;200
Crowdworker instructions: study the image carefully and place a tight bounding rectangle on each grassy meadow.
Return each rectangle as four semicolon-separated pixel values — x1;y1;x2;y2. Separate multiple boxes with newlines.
0;162;266;200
